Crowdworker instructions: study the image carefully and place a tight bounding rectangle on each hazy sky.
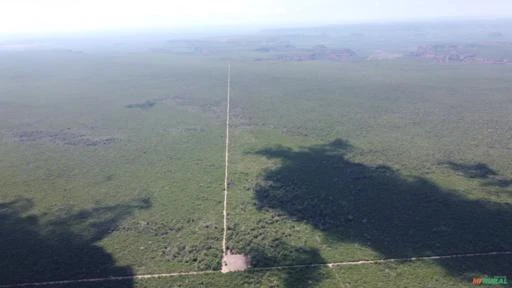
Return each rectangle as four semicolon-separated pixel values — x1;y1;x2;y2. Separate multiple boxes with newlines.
1;0;511;35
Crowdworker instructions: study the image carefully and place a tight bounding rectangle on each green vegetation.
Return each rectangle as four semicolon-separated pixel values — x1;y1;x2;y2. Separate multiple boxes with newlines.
226;60;512;285
1;20;512;287
0;54;229;284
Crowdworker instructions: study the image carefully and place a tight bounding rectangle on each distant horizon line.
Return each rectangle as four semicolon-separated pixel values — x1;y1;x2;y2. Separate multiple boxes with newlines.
2;16;512;41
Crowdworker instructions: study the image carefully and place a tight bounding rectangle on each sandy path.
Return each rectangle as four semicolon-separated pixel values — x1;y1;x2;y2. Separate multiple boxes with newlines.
222;63;231;256
0;271;218;288
251;251;512;271
3;251;511;287
220;64;251;273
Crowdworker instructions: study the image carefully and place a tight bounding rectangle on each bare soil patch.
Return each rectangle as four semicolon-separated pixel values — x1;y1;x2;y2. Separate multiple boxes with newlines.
221;252;251;273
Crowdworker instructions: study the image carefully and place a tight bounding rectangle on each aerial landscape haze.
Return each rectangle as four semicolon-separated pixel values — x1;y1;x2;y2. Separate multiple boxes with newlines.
1;1;512;287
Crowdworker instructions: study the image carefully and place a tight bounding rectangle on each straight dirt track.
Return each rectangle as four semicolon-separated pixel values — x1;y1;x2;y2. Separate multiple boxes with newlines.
2;252;511;287
222;63;231;256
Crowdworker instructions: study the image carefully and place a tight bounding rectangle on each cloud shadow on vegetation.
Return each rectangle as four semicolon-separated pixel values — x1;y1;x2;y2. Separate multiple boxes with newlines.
251;139;512;285
0;198;151;287
247;240;324;288
442;161;512;188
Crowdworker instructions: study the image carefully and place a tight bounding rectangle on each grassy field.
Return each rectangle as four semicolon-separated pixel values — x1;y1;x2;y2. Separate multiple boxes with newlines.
1;30;512;287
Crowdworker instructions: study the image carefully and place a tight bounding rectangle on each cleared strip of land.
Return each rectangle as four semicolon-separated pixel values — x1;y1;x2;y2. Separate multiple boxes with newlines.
251;251;512;271
2;251;511;287
222;63;231;256
0;271;218;288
